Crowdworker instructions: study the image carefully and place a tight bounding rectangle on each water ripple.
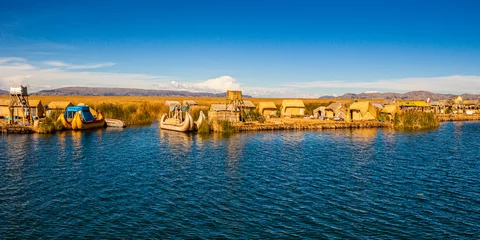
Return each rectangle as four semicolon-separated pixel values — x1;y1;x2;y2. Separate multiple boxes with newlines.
0;122;479;238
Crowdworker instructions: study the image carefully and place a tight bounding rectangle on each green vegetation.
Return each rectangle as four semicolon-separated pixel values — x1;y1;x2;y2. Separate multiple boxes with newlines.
246;109;261;121
394;111;440;130
37;111;64;133
197;121;212;134
213;120;236;134
377;111;393;122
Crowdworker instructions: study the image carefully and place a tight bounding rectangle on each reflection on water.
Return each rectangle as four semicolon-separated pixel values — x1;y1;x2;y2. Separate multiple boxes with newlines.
1;122;479;239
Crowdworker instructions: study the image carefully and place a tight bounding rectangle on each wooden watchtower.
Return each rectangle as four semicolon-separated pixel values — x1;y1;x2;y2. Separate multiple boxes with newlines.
226;90;251;122
9;86;31;125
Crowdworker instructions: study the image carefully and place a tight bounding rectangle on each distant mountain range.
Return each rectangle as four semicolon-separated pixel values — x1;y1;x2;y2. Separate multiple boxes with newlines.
0;87;478;100
25;87;252;98
322;91;480;100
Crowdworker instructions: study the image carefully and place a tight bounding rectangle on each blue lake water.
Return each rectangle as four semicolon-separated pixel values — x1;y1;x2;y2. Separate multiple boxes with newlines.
1;122;479;239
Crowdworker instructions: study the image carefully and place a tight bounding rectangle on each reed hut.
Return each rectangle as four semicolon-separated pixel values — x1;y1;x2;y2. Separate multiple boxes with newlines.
383;99;396;105
335;110;348;120
209;104;240;122
258;102;277;117
313;106;326;119
46;101;73;116
372;102;384;110
280;100;305;117
397;100;432;112
381;105;400;121
325;102;345;119
182;100;198;106
27;100;45;118
242;100;256;111
0;99;10;118
464;100;479;114
165;100;181;107
349;102;378;121
431;100;449;114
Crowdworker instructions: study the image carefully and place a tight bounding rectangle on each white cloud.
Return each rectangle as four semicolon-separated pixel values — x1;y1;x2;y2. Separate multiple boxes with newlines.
44;61;69;67
1;56;479;97
285;75;480;94
170;75;240;93
0;57;26;64
0;58;172;91
170;76;321;98
43;60;116;69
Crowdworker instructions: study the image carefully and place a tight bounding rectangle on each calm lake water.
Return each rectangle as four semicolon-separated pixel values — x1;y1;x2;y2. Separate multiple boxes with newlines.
1;122;479;239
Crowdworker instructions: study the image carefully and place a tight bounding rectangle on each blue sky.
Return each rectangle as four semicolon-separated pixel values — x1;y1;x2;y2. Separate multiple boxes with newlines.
1;0;479;97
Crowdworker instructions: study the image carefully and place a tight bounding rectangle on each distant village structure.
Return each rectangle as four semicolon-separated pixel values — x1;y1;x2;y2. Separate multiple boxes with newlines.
2;86;479;132
280;100;305;117
182;100;198;106
46;101;73;116
258;102;278;118
325;102;347;120
349;102;378;121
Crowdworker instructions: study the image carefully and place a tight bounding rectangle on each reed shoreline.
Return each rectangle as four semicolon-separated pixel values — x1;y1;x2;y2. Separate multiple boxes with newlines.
2;117;479;134
437;114;480;122
233;120;391;132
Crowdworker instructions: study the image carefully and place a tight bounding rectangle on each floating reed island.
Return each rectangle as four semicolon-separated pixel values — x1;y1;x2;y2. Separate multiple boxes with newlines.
1;87;479;134
232;120;391;132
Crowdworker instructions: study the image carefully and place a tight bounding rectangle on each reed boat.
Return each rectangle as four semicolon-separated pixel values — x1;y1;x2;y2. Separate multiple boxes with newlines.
58;106;106;130
160;112;194;132
105;118;126;128
194;111;206;130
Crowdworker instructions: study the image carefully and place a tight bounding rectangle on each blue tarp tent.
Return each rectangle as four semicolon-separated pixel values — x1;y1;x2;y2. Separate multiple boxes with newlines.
64;106;96;122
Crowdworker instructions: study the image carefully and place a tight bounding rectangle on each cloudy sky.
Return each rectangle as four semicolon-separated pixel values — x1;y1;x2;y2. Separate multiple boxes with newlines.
1;0;479;97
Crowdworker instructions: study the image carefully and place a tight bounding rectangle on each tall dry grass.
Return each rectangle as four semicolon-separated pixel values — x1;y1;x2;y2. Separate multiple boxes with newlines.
394;111;440;130
87;102;168;125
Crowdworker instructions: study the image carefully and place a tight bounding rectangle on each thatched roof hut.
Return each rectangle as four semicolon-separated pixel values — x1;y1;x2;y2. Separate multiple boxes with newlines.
28;100;45;118
313;106;326;118
349;102;378;121
383;99;396;105
0;99;46;118
47;101;73;111
397;100;432;112
46;101;73;116
454;96;463;105
0;99;10;117
243;100;256;109
281;100;305;117
258;102;277;117
210;104;238;112
372;102;384;110
165;100;181;107
325;102;346;119
381;105;400;121
464;100;479;108
209;104;239;122
182;100;198;106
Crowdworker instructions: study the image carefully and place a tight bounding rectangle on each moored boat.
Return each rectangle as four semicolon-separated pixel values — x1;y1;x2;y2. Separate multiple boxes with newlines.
160;112;193;132
58;106;106;130
105;118;126;128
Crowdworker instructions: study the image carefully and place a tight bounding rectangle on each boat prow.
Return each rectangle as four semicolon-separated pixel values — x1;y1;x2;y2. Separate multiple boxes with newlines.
194;111;206;130
160;112;193;132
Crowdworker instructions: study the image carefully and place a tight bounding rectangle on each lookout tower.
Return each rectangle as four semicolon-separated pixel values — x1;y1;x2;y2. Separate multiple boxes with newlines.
226;90;251;122
9;85;30;125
